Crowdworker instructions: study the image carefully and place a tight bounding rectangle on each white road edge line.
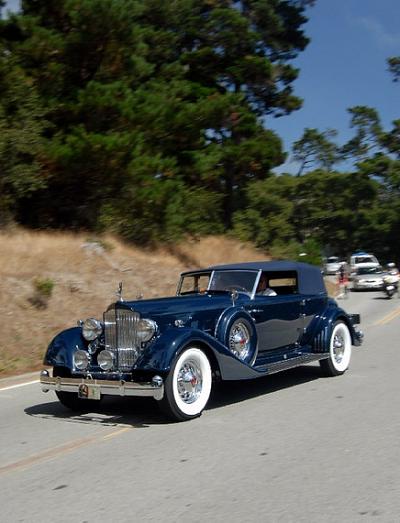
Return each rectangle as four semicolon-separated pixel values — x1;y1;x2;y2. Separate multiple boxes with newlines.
0;380;39;391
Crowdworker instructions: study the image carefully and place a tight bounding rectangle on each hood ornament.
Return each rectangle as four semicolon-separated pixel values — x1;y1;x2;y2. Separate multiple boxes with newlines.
116;281;124;302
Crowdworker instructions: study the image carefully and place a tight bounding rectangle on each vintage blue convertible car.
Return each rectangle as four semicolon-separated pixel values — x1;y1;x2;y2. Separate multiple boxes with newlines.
40;261;363;421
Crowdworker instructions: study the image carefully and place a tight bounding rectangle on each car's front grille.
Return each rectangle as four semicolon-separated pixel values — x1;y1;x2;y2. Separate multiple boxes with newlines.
103;307;140;371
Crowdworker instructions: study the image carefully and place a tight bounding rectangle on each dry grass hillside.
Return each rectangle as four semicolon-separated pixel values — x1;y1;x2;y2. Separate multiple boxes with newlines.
0;230;267;376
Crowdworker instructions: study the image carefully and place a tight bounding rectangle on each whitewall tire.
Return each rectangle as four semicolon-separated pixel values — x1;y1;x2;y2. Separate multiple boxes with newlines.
159;347;212;421
320;321;352;376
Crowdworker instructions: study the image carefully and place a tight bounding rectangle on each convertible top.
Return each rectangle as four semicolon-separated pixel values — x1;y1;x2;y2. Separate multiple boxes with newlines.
182;260;326;295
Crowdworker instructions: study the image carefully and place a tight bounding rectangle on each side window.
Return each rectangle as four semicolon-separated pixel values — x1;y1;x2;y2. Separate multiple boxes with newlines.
265;272;298;295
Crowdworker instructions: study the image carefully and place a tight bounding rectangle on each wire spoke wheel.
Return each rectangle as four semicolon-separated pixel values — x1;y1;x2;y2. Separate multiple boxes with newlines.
228;321;251;362
176;360;203;404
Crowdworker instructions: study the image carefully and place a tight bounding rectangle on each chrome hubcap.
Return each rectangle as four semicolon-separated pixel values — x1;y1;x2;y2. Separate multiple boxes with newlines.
229;322;251;361
177;361;202;404
333;333;345;363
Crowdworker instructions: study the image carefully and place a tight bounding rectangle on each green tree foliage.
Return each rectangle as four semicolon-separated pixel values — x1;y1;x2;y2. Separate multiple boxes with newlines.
232;174;296;248
2;1;400;264
387;56;400;82
0;0;312;241
0;44;48;224
341;106;383;162
233;167;385;262
292;127;340;175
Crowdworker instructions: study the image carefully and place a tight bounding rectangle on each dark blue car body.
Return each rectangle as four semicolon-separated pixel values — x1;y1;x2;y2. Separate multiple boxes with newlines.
40;261;363;421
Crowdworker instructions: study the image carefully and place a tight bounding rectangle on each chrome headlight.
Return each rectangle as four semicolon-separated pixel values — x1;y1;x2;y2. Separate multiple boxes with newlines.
82;318;103;341
74;349;90;370
97;350;115;371
137;318;157;343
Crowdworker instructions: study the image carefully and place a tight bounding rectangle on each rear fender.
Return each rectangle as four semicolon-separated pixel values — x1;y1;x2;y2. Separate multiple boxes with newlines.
306;302;361;353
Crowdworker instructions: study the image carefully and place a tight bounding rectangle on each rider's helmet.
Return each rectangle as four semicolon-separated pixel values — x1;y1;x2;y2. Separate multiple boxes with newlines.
386;262;399;277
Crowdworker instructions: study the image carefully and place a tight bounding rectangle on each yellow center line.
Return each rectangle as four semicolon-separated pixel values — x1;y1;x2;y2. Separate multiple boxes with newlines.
0;427;132;476
102;427;131;440
374;306;400;326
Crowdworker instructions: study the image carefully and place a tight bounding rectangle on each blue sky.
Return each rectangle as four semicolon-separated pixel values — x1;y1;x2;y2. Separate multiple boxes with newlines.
269;0;400;173
3;0;18;14
3;1;400;174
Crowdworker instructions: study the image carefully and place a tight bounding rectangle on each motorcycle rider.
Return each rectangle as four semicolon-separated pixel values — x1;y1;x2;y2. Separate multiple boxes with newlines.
383;262;400;297
387;262;399;277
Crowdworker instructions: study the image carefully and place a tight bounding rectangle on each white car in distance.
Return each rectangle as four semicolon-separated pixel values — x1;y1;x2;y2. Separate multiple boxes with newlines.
324;256;343;275
350;252;380;275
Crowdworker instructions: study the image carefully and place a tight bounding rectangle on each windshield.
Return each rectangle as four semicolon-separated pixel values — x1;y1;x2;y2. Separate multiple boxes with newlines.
179;272;211;295
208;270;258;293
327;257;339;264
355;256;377;264
179;270;258;295
357;267;383;275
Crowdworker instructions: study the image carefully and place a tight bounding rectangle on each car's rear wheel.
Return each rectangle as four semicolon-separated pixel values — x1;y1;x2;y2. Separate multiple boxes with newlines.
320;321;352;376
158;347;212;422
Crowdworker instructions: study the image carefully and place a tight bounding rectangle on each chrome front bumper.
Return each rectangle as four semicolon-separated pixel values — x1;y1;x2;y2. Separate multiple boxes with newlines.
40;370;164;401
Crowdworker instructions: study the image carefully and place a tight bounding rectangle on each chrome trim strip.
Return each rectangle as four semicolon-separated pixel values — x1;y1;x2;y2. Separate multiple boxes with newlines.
176;275;183;296
207;270;215;291
251;270;263;299
40;372;164;400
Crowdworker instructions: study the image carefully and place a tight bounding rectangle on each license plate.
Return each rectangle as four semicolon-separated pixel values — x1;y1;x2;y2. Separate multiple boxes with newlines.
78;383;101;400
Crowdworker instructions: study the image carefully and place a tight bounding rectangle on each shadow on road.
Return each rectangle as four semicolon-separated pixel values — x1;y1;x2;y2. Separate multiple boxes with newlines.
25;365;322;426
24;396;163;428
209;365;321;410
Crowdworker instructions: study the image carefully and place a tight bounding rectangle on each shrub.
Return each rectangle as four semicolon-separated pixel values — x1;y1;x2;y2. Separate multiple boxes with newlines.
34;277;54;297
29;277;55;309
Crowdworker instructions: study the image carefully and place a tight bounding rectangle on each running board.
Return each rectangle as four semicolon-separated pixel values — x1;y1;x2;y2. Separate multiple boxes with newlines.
253;353;329;375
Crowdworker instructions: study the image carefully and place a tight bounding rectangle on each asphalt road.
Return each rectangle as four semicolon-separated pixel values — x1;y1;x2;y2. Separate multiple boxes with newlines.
1;290;400;523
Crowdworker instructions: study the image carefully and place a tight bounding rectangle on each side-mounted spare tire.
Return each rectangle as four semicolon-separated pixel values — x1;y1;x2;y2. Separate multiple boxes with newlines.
216;309;258;365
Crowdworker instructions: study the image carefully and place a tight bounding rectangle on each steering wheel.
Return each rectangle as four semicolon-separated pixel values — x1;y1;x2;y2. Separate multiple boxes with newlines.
225;285;249;294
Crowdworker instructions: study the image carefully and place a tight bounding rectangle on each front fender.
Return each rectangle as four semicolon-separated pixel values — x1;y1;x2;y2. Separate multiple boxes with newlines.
137;327;264;380
44;327;86;368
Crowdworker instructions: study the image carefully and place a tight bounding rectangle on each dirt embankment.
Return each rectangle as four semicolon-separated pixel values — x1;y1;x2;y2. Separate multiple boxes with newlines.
0;230;266;376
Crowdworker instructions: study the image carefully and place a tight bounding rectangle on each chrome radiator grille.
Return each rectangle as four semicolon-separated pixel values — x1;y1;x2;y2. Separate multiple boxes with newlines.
103;308;140;371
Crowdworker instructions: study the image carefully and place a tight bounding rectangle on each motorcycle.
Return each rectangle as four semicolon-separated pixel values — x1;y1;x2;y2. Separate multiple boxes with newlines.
383;275;399;299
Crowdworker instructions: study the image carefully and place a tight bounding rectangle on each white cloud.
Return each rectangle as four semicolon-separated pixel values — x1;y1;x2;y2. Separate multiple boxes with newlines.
358;16;400;48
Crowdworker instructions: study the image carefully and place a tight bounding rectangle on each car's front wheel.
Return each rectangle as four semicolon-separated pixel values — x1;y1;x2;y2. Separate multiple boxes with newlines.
158;347;212;422
320;321;352;376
